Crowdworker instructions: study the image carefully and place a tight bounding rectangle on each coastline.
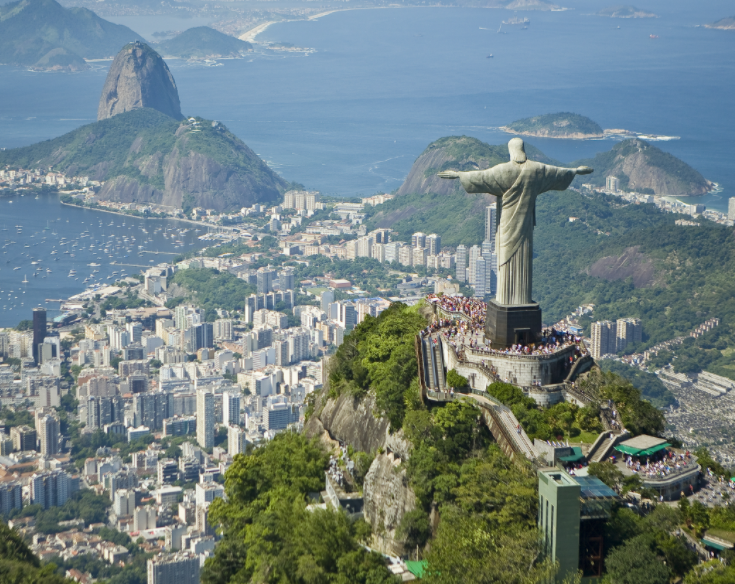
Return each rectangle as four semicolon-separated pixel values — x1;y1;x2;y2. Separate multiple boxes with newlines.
59;200;239;232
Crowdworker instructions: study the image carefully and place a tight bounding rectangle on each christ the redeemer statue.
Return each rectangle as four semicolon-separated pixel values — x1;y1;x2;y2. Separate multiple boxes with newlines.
439;138;593;306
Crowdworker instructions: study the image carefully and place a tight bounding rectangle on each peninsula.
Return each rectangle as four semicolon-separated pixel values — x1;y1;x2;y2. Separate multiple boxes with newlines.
502;112;604;139
0;43;288;212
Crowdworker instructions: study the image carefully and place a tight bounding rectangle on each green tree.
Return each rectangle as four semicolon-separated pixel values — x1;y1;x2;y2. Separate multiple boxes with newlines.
446;369;468;391
604;538;670;584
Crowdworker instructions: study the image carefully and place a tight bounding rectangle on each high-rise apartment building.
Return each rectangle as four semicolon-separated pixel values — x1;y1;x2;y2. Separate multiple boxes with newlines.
196;390;214;450
468;245;481;287
426;233;441;256
278;267;295;291
456;245;467;283
411;232;426;249
606;176;620;192
257;267;277;294
222;392;241;426
31;470;76;509
0;481;23;515
38;414;59;456
133;393;172;430
10;425;36;452
616;318;643;352
591;321;617;359
228;425;248;456
32;308;46;365
729;197;735;221
485;203;497;249
474;256;487;298
213;319;233;341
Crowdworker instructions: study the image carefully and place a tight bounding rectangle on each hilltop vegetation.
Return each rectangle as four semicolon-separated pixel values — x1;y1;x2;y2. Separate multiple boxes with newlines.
572;138;711;196
155;27;252;59
503;112;604;138
203;432;396;584
0;0;143;70
0;521;71;583
0;108;288;212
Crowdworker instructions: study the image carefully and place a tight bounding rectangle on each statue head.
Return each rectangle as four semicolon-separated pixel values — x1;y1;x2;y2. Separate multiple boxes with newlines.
508;138;527;164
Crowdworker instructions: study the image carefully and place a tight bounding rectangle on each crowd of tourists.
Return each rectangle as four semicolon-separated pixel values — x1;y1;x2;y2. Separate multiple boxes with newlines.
625;450;695;480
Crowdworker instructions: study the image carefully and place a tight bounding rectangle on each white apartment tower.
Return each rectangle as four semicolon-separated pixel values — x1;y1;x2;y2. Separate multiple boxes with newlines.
147;552;200;584
222;391;241;426
456;245;467;283
196;390;214;450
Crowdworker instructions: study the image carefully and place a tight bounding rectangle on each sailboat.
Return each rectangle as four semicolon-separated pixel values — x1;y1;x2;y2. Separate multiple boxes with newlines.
22;275;28;283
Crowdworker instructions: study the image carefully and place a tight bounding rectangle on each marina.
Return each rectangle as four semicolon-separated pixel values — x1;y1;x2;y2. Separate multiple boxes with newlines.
0;193;205;326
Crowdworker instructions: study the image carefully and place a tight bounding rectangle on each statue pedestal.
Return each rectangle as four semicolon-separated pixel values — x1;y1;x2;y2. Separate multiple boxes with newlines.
485;300;542;348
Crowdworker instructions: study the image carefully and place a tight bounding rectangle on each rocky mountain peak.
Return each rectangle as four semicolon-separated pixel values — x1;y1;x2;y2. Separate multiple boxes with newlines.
97;41;183;121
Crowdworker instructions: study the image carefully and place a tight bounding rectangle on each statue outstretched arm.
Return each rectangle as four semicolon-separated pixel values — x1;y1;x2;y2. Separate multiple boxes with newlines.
575;166;593;175
438;170;460;179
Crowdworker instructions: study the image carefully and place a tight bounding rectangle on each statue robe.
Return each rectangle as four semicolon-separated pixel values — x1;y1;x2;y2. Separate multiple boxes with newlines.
458;160;576;306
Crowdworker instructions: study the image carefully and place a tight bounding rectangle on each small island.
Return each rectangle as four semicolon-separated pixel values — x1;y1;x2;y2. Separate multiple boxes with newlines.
705;16;735;30
597;5;658;18
155;26;252;60
502;112;604;139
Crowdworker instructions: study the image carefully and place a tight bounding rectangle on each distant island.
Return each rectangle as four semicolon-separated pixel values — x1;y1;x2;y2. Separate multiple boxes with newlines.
505;0;564;11
705;16;735;30
597;5;658;18
155;26;253;60
0;0;143;71
502;112;604;139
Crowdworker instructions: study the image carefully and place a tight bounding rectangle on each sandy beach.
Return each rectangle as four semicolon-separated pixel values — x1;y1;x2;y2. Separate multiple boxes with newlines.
239;21;277;43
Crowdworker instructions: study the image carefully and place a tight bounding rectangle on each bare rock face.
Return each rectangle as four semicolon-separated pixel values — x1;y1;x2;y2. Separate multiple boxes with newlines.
363;452;416;555
98;41;183;121
304;391;390;454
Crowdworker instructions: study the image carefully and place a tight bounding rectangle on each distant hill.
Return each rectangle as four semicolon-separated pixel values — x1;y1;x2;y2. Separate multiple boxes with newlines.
396;135;556;197
705;16;735;30
597;5;658;18
502;113;604;139
0;108;288;212
364;136;556;246
0;0;144;71
572;138;712;196
155;26;252;59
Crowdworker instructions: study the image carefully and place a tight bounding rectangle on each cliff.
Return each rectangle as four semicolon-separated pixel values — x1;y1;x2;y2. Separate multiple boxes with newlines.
98;42;183;121
0;108;288;212
573;138;712;196
155;27;253;60
305;390;415;554
0;0;143;71
502;112;604;139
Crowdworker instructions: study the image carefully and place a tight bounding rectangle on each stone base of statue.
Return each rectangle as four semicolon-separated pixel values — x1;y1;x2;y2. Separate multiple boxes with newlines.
485;300;542;348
